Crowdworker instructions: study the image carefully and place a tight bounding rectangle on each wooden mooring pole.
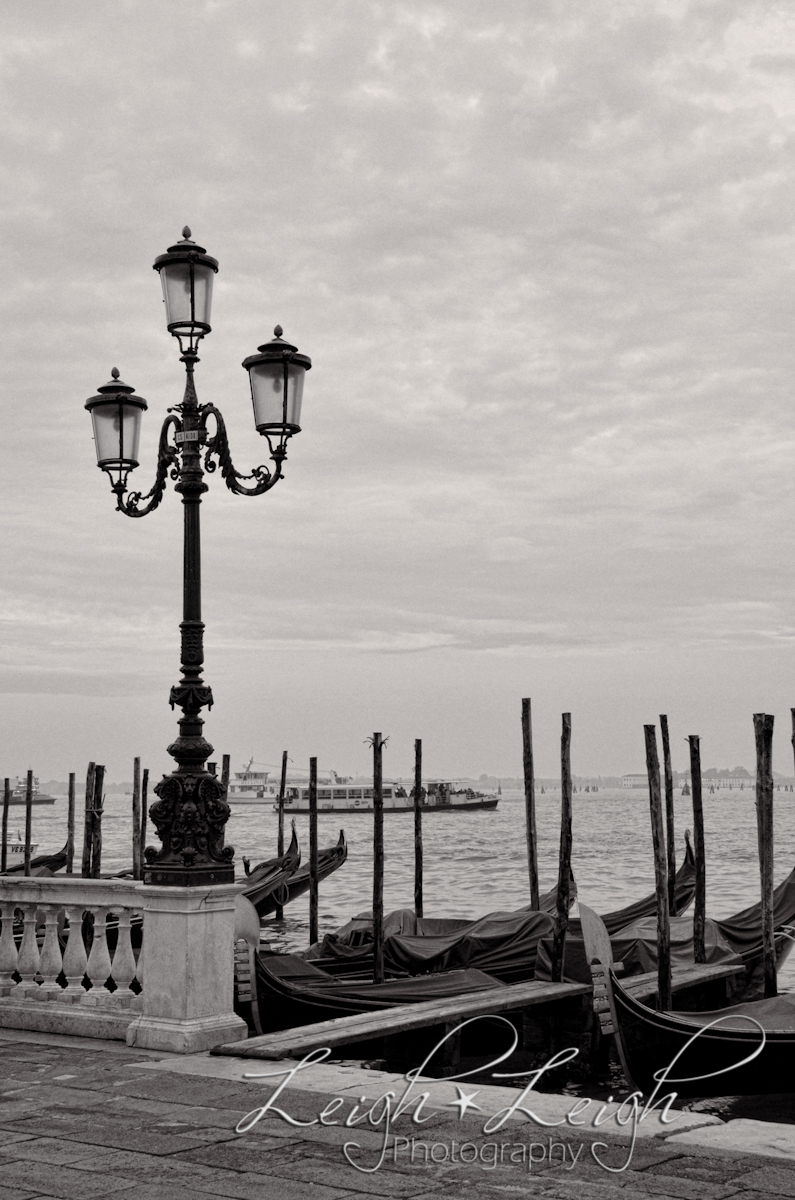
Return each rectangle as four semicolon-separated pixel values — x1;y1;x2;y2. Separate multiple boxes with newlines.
221;755;231;796
275;750;289;920
687;734;706;963
550;713;572;983
90;765;105;879
132;757;142;881
81;763;96;879
754;712;776;998
522;698;540;910
23;770;33;877
309;757;319;946
645;725;671;1010
66;772;75;875
660;714;677;915
141;768;149;862
1;778;9;874
413;738;424;918
372;732;385;984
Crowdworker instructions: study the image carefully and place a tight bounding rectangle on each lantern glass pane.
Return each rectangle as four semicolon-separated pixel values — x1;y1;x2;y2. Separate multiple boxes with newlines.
90;400;143;465
249;361;305;431
159;261;214;329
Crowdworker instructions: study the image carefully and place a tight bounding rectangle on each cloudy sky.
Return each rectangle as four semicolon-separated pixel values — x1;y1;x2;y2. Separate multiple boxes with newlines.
2;0;795;783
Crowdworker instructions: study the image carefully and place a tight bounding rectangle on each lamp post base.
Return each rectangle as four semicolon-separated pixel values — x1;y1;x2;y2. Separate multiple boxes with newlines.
143;766;235;886
124;882;246;1054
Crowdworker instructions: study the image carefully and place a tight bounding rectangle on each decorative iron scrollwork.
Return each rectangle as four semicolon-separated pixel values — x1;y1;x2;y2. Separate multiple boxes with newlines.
200;404;285;496
117;414;181;517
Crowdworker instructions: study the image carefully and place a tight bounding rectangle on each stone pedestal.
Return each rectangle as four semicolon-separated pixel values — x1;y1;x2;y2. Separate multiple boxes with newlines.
126;883;247;1054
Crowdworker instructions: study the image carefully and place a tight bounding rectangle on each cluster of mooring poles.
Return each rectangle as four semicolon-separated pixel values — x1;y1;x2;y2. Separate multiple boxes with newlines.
1;759;153;880
519;701;785;1004
2;701;788;1007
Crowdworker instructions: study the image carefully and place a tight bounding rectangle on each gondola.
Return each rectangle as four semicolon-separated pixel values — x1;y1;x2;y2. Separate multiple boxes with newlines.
714;865;795;993
303;837;696;983
252;830;347;918
240;825;301;913
232;908;508;1033
1;842;69;876
301;876;575;982
244;951;507;1032
535;847;795;998
579;901;795;1098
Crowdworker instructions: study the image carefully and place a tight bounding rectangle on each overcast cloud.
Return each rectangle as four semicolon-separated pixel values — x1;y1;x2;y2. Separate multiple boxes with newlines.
2;1;795;780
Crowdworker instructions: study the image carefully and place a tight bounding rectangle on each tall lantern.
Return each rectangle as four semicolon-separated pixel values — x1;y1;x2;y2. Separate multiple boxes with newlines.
153;227;219;346
84;369;148;489
242;326;312;442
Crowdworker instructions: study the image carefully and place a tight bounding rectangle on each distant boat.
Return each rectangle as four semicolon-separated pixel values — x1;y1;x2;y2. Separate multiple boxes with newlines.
681;783;691;796
1;829;39;864
3;777;56;807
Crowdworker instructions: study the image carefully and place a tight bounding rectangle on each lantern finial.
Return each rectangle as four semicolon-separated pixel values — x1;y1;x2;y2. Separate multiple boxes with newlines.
182;226;192;240
274;325;283;338
111;367;120;380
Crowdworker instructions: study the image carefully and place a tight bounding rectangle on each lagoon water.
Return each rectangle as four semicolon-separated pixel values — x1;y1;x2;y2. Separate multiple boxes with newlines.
20;784;795;989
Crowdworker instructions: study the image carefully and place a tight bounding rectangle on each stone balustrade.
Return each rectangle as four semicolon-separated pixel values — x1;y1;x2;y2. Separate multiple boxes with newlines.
0;876;145;1040
0;874;248;1052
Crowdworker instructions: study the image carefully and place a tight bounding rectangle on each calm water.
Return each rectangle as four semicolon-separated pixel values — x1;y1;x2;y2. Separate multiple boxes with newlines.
17;784;795;988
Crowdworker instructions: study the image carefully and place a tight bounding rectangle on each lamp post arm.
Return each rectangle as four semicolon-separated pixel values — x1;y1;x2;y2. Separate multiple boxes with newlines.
116;413;181;517
199;403;285;497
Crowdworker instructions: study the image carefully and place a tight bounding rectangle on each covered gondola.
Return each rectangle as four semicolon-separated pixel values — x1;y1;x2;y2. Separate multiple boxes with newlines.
535;848;795;998
301;837;696;983
579;901;795;1098
243;947;507;1033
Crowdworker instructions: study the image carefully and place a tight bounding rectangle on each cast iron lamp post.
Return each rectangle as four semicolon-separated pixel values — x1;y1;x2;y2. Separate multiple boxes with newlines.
85;228;311;887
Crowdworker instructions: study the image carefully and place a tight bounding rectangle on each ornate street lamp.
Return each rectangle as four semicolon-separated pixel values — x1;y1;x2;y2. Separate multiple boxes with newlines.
85;228;311;886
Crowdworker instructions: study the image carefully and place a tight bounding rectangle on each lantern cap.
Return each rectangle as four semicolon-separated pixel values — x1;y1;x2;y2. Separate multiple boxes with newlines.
242;326;312;371
85;368;148;411
153;227;218;274
95;367;137;395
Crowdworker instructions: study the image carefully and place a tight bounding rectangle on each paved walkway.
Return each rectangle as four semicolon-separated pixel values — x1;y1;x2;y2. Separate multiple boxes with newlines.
2;1028;795;1200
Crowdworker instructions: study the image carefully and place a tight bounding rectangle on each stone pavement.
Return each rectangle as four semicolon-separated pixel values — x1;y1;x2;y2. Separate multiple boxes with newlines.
2;1028;795;1200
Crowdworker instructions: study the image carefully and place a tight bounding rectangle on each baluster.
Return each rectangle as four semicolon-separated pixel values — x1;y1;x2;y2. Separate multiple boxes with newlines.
16;905;41;992
38;908;65;998
134;912;144;987
62;904;88;997
0;901;19;994
109;909;136;998
85;907;112;998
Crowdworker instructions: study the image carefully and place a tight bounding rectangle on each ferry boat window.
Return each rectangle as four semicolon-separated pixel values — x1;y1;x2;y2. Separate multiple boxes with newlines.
349;789;362;799
363;788;374;798
333;789;347;799
383;787;393;798
318;789;332;800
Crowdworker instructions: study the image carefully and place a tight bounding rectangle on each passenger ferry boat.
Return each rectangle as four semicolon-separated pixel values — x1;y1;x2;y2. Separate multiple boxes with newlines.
226;763;279;804
276;779;498;814
226;762;499;812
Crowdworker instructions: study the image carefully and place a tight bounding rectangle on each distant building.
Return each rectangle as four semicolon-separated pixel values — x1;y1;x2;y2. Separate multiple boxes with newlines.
622;774;652;788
